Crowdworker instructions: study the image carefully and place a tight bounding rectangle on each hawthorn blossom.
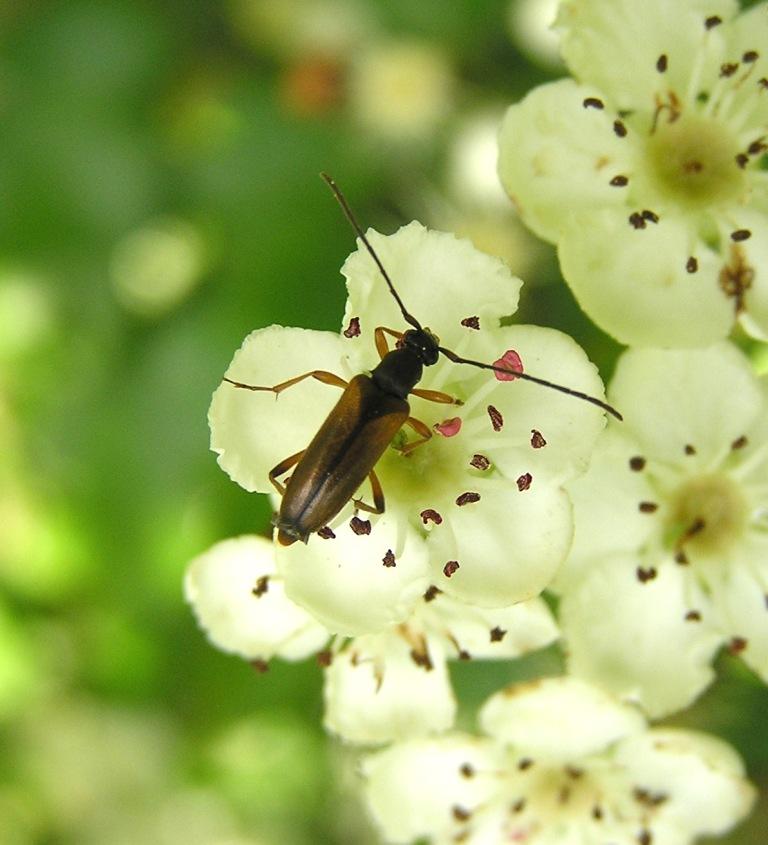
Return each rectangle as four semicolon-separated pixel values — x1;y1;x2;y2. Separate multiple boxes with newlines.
554;342;768;717
209;222;608;635
184;533;558;745
499;0;768;346
362;677;755;845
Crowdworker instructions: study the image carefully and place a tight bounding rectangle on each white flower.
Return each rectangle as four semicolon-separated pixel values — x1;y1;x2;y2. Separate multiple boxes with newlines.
499;0;768;345
362;676;756;845
323;589;558;744
185;534;557;745
209;222;608;634
556;342;768;717
184;535;329;662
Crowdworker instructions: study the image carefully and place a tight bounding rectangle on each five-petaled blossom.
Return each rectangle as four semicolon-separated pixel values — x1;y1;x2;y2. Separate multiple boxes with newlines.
362;676;755;845
553;342;768;717
499;0;768;346
184;534;558;744
208;222;608;635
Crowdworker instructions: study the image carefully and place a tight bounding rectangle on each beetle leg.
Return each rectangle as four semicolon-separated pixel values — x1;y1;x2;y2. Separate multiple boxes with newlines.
374;326;404;360
398;416;433;455
224;370;348;395
269;450;306;496
352;468;386;515
410;387;463;405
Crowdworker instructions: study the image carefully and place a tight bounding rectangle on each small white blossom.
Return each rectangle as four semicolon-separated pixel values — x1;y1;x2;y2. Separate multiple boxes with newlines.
209;222;608;634
184;535;329;662
499;0;768;345
362;677;756;845
556;342;768;717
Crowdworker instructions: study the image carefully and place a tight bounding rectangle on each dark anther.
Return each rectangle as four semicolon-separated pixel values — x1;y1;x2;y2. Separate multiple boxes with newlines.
317;649;333;667
675;550;689;565
382;549;396;567
517;472;533;491
705;15;722;29
460;763;475;778
683;160;703;173
252;575;270;597
410;648;433;670
424;585;441;602
456;491;481;506
592;806;604;820
641;209;659;223
638;828;653;845
512;798;526;813
656;54;668;72
720;62;739;78
729;636;748;654
461;315;480;330
343;316;361;338
685;610;702;622
470;453;491;470
736;153;749;169
452;806;471;822
610;175;629;187
731;229;752;242
629;212;647;229
743;50;759;64
629;456;646;471
684;443;696;455
487;404;504;431
731;435;748;450
443;560;460;578
565;766;584;779
686;256;699;273
518;757;533;770
613;119;628;137
760;78;768;90
638;501;658;513
530;430;547;449
747;140;766;155
350;516;372;535
420;508;443;525
458;649;471;661
583;96;605;109
490;626;507;642
636;566;658;583
251;658;269;673
317;526;336;539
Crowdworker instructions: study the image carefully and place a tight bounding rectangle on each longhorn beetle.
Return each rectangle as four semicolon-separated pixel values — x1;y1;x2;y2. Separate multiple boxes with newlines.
224;173;622;546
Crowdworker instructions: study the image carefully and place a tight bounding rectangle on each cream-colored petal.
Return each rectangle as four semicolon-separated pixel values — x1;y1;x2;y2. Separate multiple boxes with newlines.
184;535;328;661
479;676;645;761
209;325;348;493
557;0;736;112
558;209;734;346
323;633;455;744
561;556;723;718
498;79;631;243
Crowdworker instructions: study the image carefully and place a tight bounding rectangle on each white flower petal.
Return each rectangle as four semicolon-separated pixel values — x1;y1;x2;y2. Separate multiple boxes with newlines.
428;483;573;607
341;222;522;373
561;556;723;717
209;326;348;493
184;535;328;661
615;728;756;836
714;559;768;682
609;343;763;465
427;594;558;660
556;0;736;112
323;633;455;745
558;209;734;346
362;735;502;844
479;676;644;761
498;79;631;243
276;510;429;636
553;427;657;591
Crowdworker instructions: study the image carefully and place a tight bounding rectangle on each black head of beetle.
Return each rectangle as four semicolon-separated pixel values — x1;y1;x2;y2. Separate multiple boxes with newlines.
400;328;440;366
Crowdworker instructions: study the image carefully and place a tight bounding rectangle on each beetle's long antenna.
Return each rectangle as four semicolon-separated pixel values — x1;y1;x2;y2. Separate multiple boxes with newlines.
320;172;422;330
438;346;623;421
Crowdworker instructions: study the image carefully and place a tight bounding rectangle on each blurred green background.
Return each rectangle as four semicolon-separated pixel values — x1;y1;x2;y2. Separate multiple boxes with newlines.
0;1;765;843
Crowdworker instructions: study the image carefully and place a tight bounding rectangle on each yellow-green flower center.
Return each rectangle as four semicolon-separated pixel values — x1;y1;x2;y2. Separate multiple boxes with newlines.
667;473;747;556
644;114;746;211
